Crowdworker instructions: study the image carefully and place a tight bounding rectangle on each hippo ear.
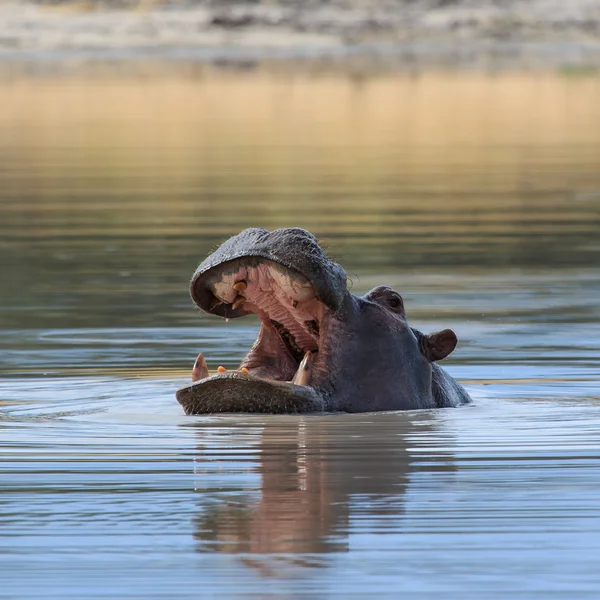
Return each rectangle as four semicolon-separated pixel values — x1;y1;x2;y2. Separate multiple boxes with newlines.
420;329;458;362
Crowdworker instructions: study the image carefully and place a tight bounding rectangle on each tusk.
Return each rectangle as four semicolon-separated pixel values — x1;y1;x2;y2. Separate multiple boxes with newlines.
293;352;313;386
217;365;227;373
192;353;209;382
233;280;247;292
232;295;246;310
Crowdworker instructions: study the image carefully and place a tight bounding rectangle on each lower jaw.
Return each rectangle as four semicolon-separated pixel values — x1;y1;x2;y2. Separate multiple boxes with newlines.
176;372;325;415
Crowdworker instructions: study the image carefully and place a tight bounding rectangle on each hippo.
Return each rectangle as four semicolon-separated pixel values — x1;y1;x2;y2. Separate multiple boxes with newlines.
176;227;471;414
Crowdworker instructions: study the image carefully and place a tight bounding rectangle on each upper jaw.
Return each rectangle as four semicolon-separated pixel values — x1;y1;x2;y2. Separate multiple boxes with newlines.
189;228;347;318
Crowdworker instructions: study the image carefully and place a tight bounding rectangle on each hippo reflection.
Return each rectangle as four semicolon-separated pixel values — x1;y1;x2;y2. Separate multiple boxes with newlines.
177;228;471;414
192;414;457;558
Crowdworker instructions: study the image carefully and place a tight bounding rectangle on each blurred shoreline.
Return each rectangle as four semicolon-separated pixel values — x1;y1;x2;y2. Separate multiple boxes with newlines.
1;0;600;73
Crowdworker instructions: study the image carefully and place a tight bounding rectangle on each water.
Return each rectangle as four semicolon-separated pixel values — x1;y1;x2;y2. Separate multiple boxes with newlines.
1;68;600;598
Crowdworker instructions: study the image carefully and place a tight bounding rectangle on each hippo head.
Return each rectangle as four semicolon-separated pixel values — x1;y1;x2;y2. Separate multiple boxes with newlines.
176;227;470;414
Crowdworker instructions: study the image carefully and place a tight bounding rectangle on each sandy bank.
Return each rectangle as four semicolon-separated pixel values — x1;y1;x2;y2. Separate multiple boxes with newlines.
1;0;600;71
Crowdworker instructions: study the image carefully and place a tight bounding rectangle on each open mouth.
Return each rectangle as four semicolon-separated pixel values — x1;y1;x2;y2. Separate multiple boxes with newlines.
197;257;331;385
176;227;349;414
176;256;337;413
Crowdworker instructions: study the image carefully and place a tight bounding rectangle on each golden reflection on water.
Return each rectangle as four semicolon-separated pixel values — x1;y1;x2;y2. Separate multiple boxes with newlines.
1;72;599;193
1;71;599;207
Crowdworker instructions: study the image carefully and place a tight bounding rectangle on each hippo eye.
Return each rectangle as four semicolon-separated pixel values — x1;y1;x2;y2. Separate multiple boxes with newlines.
387;295;403;310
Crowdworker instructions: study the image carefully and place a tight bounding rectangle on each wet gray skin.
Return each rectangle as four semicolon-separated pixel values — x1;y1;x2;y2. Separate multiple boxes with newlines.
176;228;471;414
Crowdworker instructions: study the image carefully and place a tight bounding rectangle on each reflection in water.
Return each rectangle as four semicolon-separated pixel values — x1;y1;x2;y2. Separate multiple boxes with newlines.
192;414;453;561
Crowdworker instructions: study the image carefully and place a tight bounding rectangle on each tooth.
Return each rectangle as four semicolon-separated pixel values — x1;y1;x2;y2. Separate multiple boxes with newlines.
232;295;246;310
233;280;247;292
210;296;223;311
217;366;227;373
240;367;250;375
192;353;209;382
293;352;313;386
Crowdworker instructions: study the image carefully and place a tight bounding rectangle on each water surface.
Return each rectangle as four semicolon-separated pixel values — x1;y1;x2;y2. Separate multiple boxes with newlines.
1;69;600;598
